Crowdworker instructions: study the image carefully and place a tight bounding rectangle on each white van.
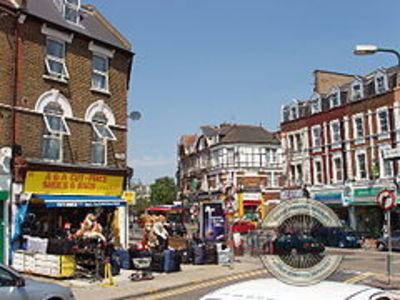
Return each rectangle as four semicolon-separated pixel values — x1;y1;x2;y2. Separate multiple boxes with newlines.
200;279;395;300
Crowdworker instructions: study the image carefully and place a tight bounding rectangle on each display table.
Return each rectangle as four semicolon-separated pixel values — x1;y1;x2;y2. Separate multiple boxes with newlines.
12;250;76;278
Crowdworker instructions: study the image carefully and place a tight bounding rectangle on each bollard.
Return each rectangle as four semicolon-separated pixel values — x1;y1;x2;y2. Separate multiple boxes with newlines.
101;263;117;287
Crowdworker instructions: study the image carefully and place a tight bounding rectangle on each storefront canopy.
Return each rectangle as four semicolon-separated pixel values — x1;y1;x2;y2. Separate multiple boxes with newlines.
32;194;126;208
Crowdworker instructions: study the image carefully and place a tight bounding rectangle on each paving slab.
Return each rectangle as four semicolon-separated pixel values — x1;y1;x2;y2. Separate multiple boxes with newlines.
72;256;262;300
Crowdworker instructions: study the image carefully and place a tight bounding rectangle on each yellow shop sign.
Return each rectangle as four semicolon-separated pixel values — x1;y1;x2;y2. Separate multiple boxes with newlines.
24;171;124;196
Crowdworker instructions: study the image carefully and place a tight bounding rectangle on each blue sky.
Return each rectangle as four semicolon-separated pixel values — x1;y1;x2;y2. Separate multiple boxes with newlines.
87;0;400;184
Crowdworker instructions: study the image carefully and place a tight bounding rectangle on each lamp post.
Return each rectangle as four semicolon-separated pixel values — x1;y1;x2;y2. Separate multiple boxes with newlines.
353;45;400;286
353;45;400;67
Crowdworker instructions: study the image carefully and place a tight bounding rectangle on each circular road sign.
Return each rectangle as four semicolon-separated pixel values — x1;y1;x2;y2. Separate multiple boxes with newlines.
377;189;397;211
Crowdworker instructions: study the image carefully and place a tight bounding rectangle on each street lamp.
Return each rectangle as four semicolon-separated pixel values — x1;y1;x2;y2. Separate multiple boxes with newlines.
353;45;400;66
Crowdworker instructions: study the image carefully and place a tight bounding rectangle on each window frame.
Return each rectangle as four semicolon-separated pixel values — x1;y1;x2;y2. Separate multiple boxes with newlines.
43;113;70;135
63;0;81;25
41;104;70;163
355;151;368;180
92;122;117;141
351;79;364;101
313;159;323;185
332;155;343;183
376;107;390;138
329;119;341;146
379;146;393;178
42;133;63;163
311;125;322;150
311;93;321;114
352;113;365;143
91;138;107;166
329;88;341;109
45;37;69;80
91;53;110;92
374;72;388;94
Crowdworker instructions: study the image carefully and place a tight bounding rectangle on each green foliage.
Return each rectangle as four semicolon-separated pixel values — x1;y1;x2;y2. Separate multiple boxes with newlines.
150;176;177;205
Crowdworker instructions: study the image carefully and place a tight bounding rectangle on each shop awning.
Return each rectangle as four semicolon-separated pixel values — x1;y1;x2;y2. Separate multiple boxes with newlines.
32;194;126;208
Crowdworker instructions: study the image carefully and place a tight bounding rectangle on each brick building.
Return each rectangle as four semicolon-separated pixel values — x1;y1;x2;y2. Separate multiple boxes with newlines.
177;124;283;221
0;0;134;263
280;68;400;235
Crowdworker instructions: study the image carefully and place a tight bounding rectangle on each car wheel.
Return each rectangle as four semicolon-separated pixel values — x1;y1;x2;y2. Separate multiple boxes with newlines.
377;243;387;251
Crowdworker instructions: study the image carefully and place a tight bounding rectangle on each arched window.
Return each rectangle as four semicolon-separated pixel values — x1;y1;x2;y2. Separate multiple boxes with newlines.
85;100;117;165
91;111;116;165
42;102;70;161
36;90;72;162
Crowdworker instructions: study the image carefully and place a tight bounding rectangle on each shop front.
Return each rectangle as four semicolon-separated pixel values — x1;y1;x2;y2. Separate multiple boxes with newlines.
11;168;128;278
237;192;263;222
343;183;399;236
310;187;348;224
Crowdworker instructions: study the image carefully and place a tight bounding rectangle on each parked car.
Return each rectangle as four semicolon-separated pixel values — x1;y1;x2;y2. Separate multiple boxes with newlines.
0;264;75;300
231;220;256;234
376;230;400;251
274;233;324;254
312;227;363;248
200;278;393;300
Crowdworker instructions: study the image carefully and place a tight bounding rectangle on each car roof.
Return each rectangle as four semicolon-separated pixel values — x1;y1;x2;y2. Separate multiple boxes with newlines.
200;279;388;300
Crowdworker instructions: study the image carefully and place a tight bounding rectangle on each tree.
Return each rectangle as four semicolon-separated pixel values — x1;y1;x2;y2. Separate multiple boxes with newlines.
150;176;177;205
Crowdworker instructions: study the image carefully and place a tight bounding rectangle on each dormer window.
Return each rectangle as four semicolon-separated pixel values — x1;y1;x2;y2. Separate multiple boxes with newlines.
64;0;80;24
329;88;341;109
291;106;297;120
374;71;388;94
310;93;321;114
351;79;364;101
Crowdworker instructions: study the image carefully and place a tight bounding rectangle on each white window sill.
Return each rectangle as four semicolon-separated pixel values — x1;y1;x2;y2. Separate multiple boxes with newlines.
353;138;365;145
43;74;69;84
91;87;111;96
331;143;342;149
312;147;322;153
91;162;107;167
378;133;390;140
42;158;63;163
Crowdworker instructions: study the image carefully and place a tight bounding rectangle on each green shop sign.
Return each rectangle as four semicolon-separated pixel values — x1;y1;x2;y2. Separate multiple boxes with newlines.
354;187;384;198
351;187;400;205
0;190;8;201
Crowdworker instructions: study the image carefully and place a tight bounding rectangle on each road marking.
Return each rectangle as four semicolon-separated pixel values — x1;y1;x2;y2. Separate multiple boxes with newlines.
344;272;374;284
138;269;268;300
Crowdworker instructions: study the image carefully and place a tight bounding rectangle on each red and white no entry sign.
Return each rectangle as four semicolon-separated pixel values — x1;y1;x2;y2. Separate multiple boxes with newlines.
377;189;397;210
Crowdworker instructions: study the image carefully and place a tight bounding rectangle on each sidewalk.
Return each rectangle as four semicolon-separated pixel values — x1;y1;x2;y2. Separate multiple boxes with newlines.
71;256;262;300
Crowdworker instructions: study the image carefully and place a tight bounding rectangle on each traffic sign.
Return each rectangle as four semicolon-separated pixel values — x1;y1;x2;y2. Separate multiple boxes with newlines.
377;189;397;210
383;148;400;160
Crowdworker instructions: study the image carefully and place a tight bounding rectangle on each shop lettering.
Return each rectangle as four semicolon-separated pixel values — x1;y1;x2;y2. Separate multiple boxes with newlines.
43;181;69;189
25;171;123;196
